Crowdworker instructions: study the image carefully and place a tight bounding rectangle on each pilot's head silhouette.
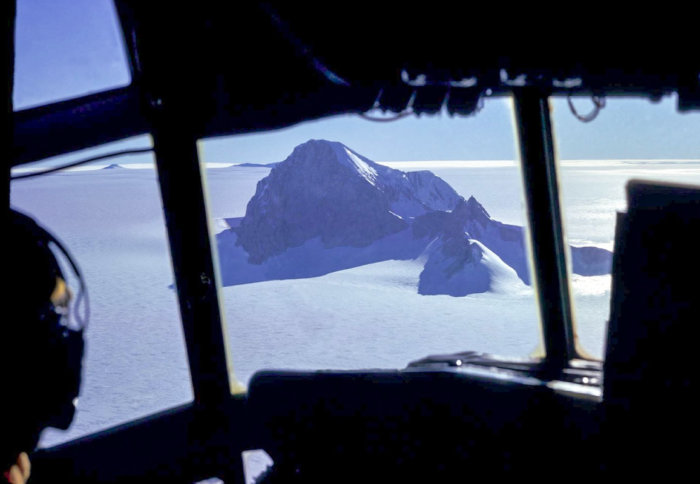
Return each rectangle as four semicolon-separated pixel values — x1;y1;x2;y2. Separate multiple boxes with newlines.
2;210;87;483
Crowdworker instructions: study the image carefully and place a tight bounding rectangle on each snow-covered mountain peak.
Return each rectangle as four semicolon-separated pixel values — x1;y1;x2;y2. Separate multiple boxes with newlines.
285;139;382;185
218;140;612;294
463;196;491;222
236;141;462;263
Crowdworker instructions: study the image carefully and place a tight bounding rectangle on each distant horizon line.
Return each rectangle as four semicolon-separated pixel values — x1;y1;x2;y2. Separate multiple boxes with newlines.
12;158;700;174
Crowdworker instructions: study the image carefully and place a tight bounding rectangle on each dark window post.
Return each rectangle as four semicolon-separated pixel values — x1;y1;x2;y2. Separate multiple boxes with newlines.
150;104;237;407
4;0;16;213
513;89;575;370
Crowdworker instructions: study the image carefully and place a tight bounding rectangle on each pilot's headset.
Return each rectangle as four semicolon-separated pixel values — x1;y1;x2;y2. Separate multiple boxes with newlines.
2;209;88;464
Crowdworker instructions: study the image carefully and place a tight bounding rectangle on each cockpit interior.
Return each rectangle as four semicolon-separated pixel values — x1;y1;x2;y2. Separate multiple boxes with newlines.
4;2;700;482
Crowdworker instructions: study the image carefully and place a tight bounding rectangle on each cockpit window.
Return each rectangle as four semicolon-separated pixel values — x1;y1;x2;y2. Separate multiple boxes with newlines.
200;98;556;386
552;94;700;358
13;0;131;110
10;136;193;447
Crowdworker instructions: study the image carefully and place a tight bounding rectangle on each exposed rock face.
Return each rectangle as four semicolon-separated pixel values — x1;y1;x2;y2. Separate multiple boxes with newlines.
571;245;614;276
458;196;533;284
419;238;524;296
235;139;461;264
415;196;613;287
413;198;530;293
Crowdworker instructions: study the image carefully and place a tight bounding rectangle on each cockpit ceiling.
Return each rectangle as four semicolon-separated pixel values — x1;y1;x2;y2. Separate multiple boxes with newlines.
120;1;698;97
13;1;700;165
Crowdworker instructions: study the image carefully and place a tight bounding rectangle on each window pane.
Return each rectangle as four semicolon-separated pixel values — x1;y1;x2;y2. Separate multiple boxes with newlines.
14;0;131;110
201;98;553;386
552;95;700;358
10;136;192;447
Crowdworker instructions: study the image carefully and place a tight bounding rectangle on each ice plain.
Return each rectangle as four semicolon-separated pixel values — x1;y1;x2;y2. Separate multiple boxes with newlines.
12;152;698;449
